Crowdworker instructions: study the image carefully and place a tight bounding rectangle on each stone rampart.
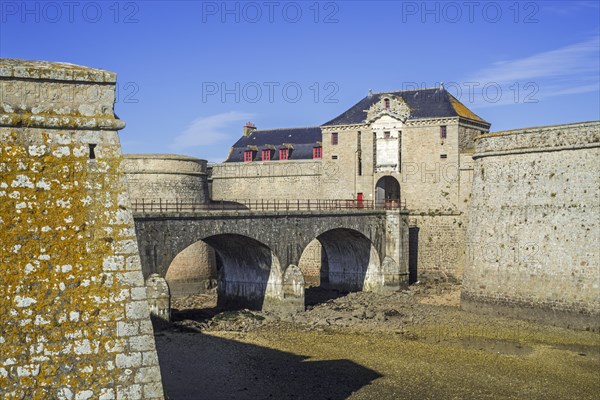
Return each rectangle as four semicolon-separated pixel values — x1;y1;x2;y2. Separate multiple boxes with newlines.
461;121;600;330
0;59;165;399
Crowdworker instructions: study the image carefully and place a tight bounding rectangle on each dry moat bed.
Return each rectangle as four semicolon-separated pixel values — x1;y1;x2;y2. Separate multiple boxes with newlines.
155;284;599;400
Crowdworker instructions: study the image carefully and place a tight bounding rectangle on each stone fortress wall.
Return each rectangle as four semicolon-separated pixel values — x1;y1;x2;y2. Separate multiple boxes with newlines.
123;154;217;297
123;154;209;205
461;121;600;330
0;59;164;399
211;159;324;200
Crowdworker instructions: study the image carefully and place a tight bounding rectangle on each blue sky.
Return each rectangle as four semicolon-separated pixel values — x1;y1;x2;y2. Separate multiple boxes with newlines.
1;0;599;162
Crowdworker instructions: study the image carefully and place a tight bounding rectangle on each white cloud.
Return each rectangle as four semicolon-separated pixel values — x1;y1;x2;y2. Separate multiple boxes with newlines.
463;37;600;108
171;111;254;150
469;37;599;85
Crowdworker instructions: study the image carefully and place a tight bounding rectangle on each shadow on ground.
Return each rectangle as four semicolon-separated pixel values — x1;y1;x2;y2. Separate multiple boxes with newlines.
155;328;382;400
305;287;350;308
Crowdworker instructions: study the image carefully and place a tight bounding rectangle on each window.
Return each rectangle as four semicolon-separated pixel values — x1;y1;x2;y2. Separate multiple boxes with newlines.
279;149;289;160
358;155;362;176
331;132;338;145
243;150;253;162
384;98;390;109
261;149;271;161
440;125;447;139
332;155;338;160
88;144;97;160
440;154;448;159
313;147;322;159
384;131;391;139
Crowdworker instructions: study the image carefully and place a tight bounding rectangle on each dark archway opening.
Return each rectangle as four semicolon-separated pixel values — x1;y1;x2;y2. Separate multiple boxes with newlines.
408;226;419;284
301;229;380;307
169;234;280;323
165;241;218;297
375;176;401;208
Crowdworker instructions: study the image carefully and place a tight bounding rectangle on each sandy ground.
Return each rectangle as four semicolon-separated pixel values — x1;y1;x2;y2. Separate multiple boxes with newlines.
155;284;600;400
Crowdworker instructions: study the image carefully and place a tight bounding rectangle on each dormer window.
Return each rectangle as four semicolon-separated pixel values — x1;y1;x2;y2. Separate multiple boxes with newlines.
384;98;390;109
279;148;289;160
313;147;322;159
261;149;271;161
243;150;254;162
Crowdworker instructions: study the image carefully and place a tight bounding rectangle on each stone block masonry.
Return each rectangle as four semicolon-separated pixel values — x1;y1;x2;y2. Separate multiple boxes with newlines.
123;154;218;297
123;154;209;205
462;121;600;330
0;59;164;399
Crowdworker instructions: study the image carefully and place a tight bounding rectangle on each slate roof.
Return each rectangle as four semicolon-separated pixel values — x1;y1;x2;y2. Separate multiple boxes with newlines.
226;127;322;162
322;88;489;126
225;88;489;162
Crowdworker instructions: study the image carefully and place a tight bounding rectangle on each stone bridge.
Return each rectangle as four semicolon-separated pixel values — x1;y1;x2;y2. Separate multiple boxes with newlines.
134;209;409;312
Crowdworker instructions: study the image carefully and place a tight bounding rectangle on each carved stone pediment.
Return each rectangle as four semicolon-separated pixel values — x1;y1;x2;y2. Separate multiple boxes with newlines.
364;95;411;123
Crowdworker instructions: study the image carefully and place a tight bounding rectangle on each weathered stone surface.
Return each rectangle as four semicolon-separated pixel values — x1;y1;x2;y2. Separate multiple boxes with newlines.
298;239;323;287
123;154;209;206
124;154;217;296
0;58;164;398
145;274;171;329
462;121;600;330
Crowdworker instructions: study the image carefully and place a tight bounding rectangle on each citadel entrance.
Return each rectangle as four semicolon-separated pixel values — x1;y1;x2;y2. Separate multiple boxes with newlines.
375;176;401;208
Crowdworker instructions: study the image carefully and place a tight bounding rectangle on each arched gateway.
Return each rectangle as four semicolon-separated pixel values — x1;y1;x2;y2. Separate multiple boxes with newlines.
375;176;401;208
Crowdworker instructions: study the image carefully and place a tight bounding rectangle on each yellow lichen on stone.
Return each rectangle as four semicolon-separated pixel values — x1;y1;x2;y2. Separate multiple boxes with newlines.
0;59;163;399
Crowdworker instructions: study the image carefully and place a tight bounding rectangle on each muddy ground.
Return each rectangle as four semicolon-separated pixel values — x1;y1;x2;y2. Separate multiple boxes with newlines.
155;284;599;400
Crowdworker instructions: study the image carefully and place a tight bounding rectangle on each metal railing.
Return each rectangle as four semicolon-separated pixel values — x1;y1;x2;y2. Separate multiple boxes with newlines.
131;198;406;213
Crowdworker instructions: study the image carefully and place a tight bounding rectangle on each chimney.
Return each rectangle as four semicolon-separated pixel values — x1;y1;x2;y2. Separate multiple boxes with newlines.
243;122;256;136
368;89;373;98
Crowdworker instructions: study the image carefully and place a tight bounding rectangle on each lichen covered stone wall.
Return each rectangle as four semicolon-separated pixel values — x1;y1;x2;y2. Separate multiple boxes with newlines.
462;121;600;330
0;59;164;399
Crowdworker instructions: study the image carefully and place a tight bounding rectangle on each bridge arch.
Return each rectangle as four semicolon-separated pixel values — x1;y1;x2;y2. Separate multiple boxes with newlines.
299;228;384;306
318;228;382;292
166;234;284;311
165;241;218;296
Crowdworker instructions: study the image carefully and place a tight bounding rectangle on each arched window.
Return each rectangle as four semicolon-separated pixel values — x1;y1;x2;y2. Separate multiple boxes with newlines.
384;98;390;109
